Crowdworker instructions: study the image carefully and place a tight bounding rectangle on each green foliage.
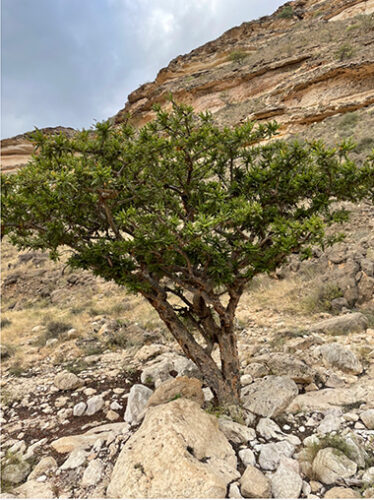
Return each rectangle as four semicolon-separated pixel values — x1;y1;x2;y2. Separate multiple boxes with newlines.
304;433;358;463
1;101;374;402
228;50;247;64
335;43;355;61
278;5;294;19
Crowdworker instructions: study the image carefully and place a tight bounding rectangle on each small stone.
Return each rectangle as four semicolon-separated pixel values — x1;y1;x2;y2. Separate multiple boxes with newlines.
305;383;318;392
85;395;104;416
54;371;83;391
83;388;97;396
218;418;256;444
310;481;322;493
203;387;214;402
317;412;343;434
240;465;271;498
60;449;88;470
106;410;119;421
240;374;253;387
28;456;57;480
110;401;122;411
228;482;243;498
73;402;86;416
238;448;256;467
360;409;374;429
81;459;104;487
36;475;46;482
324;487;361;498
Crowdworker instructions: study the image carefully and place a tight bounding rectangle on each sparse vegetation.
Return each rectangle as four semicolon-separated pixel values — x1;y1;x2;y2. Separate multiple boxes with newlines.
304;433;358;464
278;5;294;19
1;318;12;328
335;43;355;61
228;50;247;64
302;283;343;313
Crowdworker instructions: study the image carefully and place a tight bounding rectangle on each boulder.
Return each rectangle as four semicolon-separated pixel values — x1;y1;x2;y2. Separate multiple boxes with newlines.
258;441;295;470
140;352;199;387
60;448;88;470
81;459;105;487
309;313;368;336
146;376;204;408
312;447;357;484
2;461;31;485
107;399;239;498
324;487;361;498
238;448;256;467
28;456;57;480
254;353;315;383
256;417;300;445
13;480;55;498
218;418;256;444
241;376;298;417
124;384;153;424
271;457;303;499
320;343;363;374
53;371;83;391
239;465;271;498
287;380;374;413
360;409;374;429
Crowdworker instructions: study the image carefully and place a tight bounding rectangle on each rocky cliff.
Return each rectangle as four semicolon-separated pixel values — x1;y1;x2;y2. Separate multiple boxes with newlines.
2;0;374;174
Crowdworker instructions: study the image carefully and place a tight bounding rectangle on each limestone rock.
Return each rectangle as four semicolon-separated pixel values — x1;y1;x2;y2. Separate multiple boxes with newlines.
124;384;153;424
287;380;374;413
140;352;199;387
134;344;168;363
228;482;243;498
60;448;88;470
255;353;315;383
13;480;55;498
146;376;204;408
257;417;301;445
81;459;104;487
312;447;357;484
241;375;298;417
259;441;295;470
239;448;256;467
107;399;239;498
324;487;361;498
309;313;368;336
2;461;31;485
361;409;374;429
317;411;343;434
53;371;83;391
85;395;104;416
218;417;256;444
320;343;363;374
271;457;303;499
28;456;57;480
240;465;271;498
73;402;86;417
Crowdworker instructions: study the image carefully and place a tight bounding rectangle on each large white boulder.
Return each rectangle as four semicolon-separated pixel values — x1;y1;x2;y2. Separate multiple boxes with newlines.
107;398;239;498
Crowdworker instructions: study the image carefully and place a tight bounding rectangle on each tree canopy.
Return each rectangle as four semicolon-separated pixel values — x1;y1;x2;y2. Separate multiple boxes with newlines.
2;102;373;405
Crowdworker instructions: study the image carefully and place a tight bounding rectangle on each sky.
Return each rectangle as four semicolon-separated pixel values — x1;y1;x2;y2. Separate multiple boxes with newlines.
1;0;285;139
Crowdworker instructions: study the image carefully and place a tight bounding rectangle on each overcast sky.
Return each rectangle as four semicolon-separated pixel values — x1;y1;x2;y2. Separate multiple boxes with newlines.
2;0;285;139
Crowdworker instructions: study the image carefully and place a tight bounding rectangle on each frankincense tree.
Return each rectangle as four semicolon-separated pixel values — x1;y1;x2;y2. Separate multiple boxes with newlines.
2;102;373;406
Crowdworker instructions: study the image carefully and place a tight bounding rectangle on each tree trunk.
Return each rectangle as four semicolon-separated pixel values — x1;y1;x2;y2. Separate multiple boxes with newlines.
144;292;240;407
217;320;241;403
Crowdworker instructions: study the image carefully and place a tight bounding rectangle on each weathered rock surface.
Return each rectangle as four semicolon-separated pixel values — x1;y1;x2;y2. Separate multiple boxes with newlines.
309;313;368;336
241;375;298;417
361;409;374;429
81;459;105;487
124;384;153;424
319;343;363;374
218;417;256;444
53;371;82;391
259;441;296;471
146;376;204;408
107;399;239;498
271;457;303;499
324;486;361;498
239;465;271;498
312;447;357;484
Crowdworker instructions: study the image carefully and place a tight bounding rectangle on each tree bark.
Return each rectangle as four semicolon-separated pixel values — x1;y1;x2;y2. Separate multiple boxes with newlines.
217;320;241;403
144;291;239;406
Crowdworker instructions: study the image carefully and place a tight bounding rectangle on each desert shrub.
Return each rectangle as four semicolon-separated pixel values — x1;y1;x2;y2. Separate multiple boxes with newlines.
339;112;359;130
228;50;247;64
335;44;355;61
278;6;294;19
303;283;343;313
1;318;12;328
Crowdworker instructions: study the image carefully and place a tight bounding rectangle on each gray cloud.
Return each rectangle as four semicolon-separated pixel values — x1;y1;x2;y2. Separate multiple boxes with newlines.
2;0;285;138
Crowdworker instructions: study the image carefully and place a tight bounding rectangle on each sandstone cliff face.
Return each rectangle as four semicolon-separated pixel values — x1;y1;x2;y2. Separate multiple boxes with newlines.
113;0;374;152
1;0;374;173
